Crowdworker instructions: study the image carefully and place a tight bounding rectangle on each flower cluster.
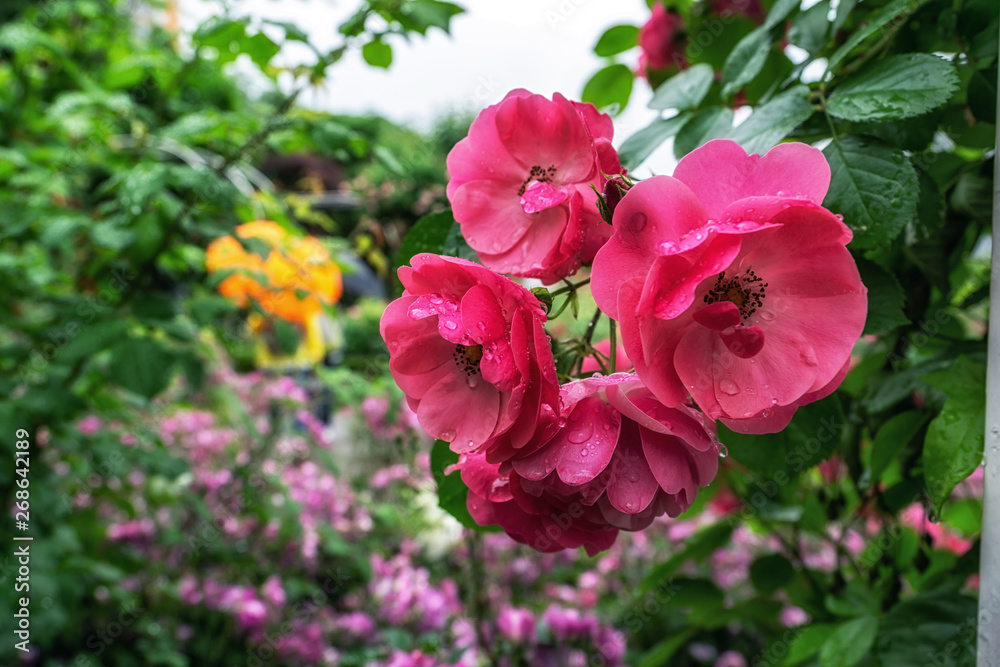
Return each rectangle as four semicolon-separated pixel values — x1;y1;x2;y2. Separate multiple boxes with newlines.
206;219;343;324
383;89;867;555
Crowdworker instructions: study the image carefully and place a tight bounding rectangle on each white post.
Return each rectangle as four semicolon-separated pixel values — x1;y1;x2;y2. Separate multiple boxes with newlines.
977;37;1000;666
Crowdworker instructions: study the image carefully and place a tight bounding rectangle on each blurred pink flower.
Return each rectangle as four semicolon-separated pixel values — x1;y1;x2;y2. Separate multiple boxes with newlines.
639;3;686;72
497;606;536;643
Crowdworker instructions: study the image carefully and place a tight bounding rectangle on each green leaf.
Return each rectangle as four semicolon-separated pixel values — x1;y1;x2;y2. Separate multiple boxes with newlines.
867;411;929;486
362;38;393;68
826;0;934;73
618;113;689;170
59;320;130;363
649;63;714;111
396;210;478;269
728;86;813;155
109;337;174;399
922;356;986;516
274;319;300;355
822;136;918;249
582;64;633;113
875;592;977;667
637;630;696;667
749;553;794;596
784;624;838;667
400;0;464;35
857;258;909;334
820;617;879;667
720;27;770;98
430;439;482;530
674;106;734;159
788;0;830;56
827;54;959;122
641;523;733;592
594;24;639;57
241;32;280;70
722;395;844;481
763;0;802;30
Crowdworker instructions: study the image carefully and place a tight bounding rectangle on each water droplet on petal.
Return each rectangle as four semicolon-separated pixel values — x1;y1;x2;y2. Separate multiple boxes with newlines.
441;430;456;441
718;444;729;458
720;379;739;395
444;320;457;330
466;375;480;389
579;448;589;457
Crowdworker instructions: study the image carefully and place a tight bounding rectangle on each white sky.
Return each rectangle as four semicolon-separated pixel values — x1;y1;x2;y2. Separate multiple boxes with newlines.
178;0;678;176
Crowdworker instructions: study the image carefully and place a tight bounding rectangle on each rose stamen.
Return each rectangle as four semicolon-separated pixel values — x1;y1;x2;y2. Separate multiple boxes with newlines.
703;268;767;319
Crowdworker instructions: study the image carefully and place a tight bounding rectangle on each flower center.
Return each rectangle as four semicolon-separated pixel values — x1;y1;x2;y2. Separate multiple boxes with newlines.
452;344;483;377
518;164;557;196
703;268;767;319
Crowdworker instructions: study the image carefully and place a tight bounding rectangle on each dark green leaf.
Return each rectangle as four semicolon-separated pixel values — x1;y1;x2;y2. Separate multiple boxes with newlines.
582;64;633;113
749;553;794;596
922;356;986;516
763;0;802;30
109;337;174;399
826;0;934;73
728;85;813;155
820;617;879;667
722;395;844;481
637;630;696;667
396;210;478;269
822;137;918;249
867;411;929;486
618;113;689;170
59;320;130;363
720;28;770;98
649;63;714;111
857;258;909;334
785;624;838;667
788;0;830;56
674;106;734;159
400;0;464;35
274;319;300;355
430;439;482;529
131;292;177;322
875;592;977;667
827;54;959;122
594;25;639;58
362;39;393;68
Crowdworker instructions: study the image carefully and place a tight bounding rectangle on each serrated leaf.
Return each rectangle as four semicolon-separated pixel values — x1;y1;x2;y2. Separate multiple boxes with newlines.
649;63;714;111
922;356;986;516
582;63;633;113
728;85;814;155
396;211;478;268
110;337;175;399
820;617;878;667
362;39;392;68
856;258;909;334
788;0;830;56
822;137;918;249
674;106;733;159
720;28;770;98
827;54;959;122
618;113;689;170
826;0;934;73
594;24;639;57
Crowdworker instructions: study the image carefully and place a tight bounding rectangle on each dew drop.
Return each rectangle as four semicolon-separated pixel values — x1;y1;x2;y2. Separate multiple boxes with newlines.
718;444;729;458
579;448;589;457
444;320;457;330
466;375;480;389
478;322;487;331
771;398;778;405
720;379;739;395
762;408;773;418
430;296;444;305
626;472;640;483
441;430;456;441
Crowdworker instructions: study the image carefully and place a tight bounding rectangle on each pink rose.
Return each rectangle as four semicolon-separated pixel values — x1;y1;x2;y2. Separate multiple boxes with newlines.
497;606;536;643
380;254;560;456
447;90;621;284
460;374;719;554
638;4;686;72
592;140;867;433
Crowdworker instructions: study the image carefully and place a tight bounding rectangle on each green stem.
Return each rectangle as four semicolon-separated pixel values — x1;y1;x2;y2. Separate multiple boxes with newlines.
609;319;617;373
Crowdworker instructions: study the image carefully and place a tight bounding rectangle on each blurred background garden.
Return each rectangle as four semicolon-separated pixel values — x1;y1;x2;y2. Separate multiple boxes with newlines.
0;0;996;665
